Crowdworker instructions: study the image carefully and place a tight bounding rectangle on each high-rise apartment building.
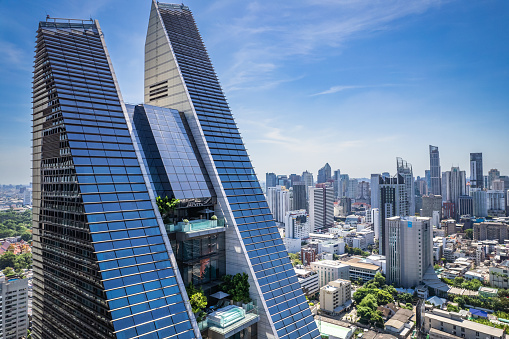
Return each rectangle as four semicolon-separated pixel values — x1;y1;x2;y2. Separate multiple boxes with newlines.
347;178;358;200
470;153;484;189
488;169;500;190
309;186;334;231
487;190;506;217
429;145;441;195
378;175;408;255
442;167;467;218
284;210;310;239
471;189;488;217
473;222;508;243
0;276;29;339
333;169;341;199
385;217;433;288
302;171;314;198
267;186;291;224
32;3;319;338
370;174;381;209
458;195;473;217
397;157;415;215
266;172;277;192
317;163;331;184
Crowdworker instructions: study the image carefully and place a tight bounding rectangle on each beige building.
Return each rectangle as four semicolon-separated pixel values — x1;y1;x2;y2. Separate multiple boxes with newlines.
344;258;381;283
310;260;350;287
319;279;351;314
473;222;508;243
424;309;505;339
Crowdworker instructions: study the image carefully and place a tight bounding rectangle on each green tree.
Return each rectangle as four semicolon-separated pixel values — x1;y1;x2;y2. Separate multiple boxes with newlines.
357;306;374;322
434;264;440;270
374;272;386;287
0;252;16;270
221;273;251;303
399;293;413;304
447;304;459;312
156;196;179;223
405;303;413;310
359;294;378;309
3;267;14;276
383;284;397;296
20;232;32;242
454;296;466;308
465;229;473;240
376;290;393;305
186;283;207;321
353;288;373;304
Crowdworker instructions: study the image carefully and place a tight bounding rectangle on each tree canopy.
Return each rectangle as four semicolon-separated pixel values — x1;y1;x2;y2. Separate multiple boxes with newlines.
0;209;32;239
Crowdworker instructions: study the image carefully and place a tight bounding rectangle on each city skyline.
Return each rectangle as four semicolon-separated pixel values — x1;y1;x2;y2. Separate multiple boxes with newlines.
1;1;509;183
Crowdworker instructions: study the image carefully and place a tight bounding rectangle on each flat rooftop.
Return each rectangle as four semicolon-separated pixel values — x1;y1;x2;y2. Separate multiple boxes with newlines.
425;312;504;337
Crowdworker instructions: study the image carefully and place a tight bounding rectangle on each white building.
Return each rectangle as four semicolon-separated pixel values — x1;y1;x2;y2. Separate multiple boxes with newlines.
470;189;488;217
319;240;345;255
309;186;334;231
284;209;310;239
364;255;386;274
310;260;350;288
294;268;319;297
489;260;509;289
0;276;29;339
283;237;301;253
371;208;380;240
22;189;32;206
487;190;506;216
267;185;291;224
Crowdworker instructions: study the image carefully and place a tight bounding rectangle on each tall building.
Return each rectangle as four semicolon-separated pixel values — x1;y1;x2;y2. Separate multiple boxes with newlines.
266;172;277;191
356;181;370;203
488;169;500;189
421;195;442;221
378;175;408;255
397;157;415;215
32;18;199;338
302;170;314;198
370;174;381;209
338;174;349;198
487;190;506;217
442;167;467;218
473;222;508;243
32;3;319;339
333;169;341;199
317;163;331;184
144;2;319;338
470;153;484;189
284;210;310;239
0;276;29;339
309;186;334;231
429;145;441;195
267;186;291;224
292;182;307;211
471;189;488;217
310;261;350;288
385;217;433;288
347;178;358;200
458;195;473;217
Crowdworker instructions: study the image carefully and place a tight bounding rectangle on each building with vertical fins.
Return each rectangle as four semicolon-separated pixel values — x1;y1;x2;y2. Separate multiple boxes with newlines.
470;153;484;189
429;145;441;196
32;19;199;339
143;2;320;338
32;2;320;339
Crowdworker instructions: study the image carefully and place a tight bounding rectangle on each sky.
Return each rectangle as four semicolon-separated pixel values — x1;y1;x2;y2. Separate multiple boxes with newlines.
1;0;508;184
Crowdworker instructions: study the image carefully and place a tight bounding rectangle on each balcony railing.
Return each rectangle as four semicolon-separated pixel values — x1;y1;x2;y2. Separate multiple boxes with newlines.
165;218;225;233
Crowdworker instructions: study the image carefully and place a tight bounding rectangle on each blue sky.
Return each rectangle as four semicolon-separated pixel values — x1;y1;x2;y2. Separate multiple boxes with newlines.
1;0;508;184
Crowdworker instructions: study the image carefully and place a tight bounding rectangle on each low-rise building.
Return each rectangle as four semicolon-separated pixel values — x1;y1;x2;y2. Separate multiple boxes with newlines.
294;268;319;298
489;260;509;289
424;309;505;339
384;308;414;337
310;260;350;287
319;279;352;315
343;258;381;283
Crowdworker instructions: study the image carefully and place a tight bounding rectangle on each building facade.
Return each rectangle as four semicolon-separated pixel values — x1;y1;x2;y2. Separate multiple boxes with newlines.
470;153;484;189
0;276;29;339
385;216;433;288
308;186;334;231
310;260;350;288
473;222;508;243
319;279;351;314
317;163;331;184
429;145;441;196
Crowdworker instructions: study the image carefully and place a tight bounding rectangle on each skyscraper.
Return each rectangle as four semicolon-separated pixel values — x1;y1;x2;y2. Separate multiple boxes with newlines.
266;172;277;192
470;153;484;189
378;175;408;255
385;216;433;288
32;19;199;338
309;186;334;231
302;170;314;199
442;167;467;219
397;157;415;215
370;174;381;209
317;163;331;184
144;2;319;338
292;182;307;211
32;2;320;338
333;169;341;199
429;145;441;195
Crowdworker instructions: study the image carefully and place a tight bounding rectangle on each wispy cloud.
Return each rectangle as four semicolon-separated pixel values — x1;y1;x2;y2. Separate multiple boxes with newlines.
312;83;402;96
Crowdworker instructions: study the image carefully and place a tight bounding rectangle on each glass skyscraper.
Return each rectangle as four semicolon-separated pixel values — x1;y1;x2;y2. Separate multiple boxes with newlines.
32;1;319;338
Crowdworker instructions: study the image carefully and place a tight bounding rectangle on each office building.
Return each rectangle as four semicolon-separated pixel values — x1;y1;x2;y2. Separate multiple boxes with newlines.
346;178;358;200
471;189;488;217
333;169;341;199
492;180;505;191
343;259;381;283
338;174;349;198
277;175;289;188
385;216;433;288
292;182;307;211
317;163;331;184
488;169;500;189
309;186;334;231
266;172;277;192
144;3;319;338
356;180;370;203
0;276;29;339
267;185;291;224
470;153;484;189
301;247;317;266
310;260;350;288
458;195;473;217
397;157;415;216
302;171;314;198
378;175;408;255
32;18;199;338
319;279;351;314
370;174;380;209
289;174;301;186
442;167;467;218
22;188;32;206
474;222;508;243
294;268;319;298
32;3;319;338
371;208;380;240
429;145;441;195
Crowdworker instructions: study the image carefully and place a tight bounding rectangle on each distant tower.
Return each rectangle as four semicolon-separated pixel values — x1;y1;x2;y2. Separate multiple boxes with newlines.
470;153;484;189
429;145;441;195
317;163;332;184
302;170;314;198
266;172;277;191
397;157;415;215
